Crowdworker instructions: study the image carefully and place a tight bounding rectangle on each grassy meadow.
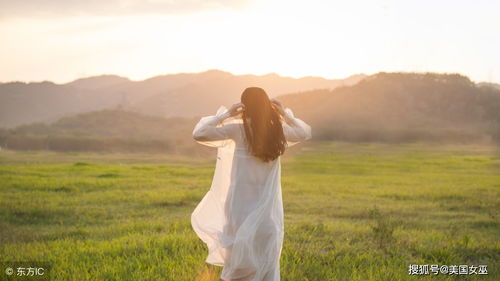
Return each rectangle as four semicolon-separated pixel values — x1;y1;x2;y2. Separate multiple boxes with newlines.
0;142;499;280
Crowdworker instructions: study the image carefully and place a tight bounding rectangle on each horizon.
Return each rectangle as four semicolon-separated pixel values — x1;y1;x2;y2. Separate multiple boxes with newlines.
0;69;492;85
0;68;361;84
1;0;499;84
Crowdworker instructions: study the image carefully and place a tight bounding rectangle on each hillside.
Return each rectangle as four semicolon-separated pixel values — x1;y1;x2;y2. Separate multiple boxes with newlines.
278;72;500;143
0;109;201;154
1;72;499;153
10;109;196;138
0;70;365;128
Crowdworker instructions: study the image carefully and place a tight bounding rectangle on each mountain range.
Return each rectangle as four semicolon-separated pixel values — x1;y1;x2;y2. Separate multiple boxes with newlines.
0;70;365;128
279;72;500;143
2;71;499;153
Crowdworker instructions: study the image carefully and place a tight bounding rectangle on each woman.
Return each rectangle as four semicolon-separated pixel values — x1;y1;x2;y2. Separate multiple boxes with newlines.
191;87;312;281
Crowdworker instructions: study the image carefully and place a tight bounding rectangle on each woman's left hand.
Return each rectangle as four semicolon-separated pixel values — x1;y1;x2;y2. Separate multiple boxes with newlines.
271;99;285;117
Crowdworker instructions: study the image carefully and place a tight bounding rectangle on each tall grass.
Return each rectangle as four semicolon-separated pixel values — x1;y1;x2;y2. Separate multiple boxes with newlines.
0;142;498;280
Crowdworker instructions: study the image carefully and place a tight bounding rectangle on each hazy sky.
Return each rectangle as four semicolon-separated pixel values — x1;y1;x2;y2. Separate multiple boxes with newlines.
1;0;499;83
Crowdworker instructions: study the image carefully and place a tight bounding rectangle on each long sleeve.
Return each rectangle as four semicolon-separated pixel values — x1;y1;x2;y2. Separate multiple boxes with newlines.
282;108;312;144
192;108;233;146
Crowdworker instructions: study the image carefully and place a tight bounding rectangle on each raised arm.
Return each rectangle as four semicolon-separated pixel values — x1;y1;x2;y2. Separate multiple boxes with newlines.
271;99;312;144
192;103;244;144
192;110;232;142
282;108;312;143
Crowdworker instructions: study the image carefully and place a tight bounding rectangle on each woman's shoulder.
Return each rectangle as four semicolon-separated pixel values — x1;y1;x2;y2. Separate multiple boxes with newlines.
221;122;244;140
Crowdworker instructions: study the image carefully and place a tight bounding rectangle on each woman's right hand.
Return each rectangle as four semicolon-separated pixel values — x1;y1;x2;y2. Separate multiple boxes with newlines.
228;102;245;117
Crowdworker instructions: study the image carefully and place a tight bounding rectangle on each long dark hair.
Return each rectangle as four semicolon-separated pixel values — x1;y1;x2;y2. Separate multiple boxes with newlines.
241;87;287;162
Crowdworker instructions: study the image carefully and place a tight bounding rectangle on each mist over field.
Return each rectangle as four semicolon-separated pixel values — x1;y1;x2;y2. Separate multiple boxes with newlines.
1;70;499;154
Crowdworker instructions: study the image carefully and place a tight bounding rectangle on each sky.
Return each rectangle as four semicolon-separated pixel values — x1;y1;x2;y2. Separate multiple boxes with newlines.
0;0;499;84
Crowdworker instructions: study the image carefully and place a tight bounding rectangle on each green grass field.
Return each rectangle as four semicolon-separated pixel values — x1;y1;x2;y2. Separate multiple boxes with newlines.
0;142;499;281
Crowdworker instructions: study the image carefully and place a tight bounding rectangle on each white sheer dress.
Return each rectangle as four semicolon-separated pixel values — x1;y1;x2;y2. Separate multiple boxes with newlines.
191;105;312;281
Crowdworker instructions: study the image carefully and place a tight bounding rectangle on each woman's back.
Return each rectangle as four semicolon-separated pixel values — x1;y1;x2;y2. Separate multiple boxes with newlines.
191;98;311;281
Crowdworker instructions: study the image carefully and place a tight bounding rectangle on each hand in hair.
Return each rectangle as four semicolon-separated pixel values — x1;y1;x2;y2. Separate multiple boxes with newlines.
271;99;285;117
228;102;245;117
